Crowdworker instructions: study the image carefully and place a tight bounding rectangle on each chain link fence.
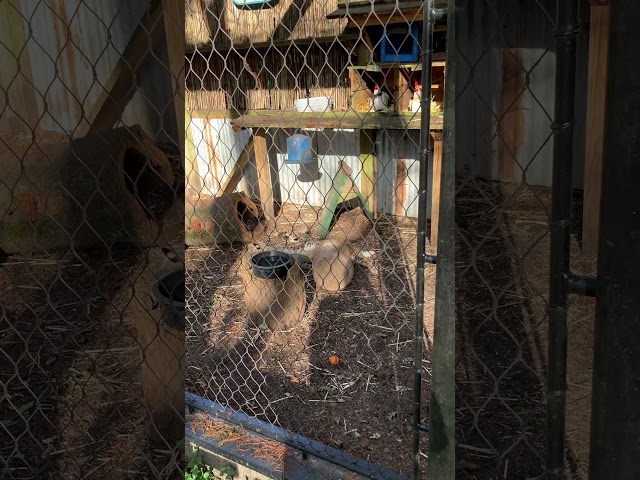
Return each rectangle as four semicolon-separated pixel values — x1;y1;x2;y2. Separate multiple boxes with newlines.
184;0;448;477
455;1;596;479
1;1;184;478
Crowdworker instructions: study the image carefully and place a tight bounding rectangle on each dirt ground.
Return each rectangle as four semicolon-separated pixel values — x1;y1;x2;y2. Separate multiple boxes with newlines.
0;143;184;480
0;246;187;479
455;176;596;480
185;203;437;476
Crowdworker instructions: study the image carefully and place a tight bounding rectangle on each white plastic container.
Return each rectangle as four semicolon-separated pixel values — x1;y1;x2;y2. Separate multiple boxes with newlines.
295;96;332;113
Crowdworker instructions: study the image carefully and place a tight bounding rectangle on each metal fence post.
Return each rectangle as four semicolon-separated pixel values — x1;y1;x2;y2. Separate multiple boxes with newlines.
426;0;455;478
412;0;435;478
546;0;580;477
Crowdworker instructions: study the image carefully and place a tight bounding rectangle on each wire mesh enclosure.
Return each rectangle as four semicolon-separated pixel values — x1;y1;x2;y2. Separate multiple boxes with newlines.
455;1;598;479
184;0;449;477
1;1;185;478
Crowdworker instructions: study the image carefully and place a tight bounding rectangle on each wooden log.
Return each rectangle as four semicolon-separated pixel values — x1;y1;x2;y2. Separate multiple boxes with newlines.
130;246;184;447
0;125;175;254
185;192;262;246
240;252;306;332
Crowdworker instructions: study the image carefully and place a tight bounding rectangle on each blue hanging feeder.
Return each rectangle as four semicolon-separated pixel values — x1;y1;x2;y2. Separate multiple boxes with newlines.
286;133;314;165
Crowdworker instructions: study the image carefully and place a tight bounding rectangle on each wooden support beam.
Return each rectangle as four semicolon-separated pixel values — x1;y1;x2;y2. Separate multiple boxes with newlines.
185;108;201;195
84;0;165;135
162;0;185;152
360;129;378;217
220;138;255;196
582;4;611;252
253;129;275;224
395;68;412;113
430;133;443;248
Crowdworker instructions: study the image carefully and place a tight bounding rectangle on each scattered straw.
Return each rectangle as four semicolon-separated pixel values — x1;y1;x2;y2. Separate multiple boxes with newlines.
190;413;289;470
237;436;288;471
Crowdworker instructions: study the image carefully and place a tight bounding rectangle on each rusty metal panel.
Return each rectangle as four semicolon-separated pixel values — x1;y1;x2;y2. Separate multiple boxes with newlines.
17;0;170;137
186;120;431;218
188;118;257;197
456;0;572;188
376;130;429;219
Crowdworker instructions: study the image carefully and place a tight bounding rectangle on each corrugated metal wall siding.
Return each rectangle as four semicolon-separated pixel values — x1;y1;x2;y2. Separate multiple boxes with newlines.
456;0;588;189
187;119;433;219
376;130;431;218
1;0;175;142
190;118;257;196
270;128;362;208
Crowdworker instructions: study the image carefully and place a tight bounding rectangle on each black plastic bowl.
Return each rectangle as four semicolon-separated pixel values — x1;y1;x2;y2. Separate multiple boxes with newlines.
250;251;294;279
151;269;185;331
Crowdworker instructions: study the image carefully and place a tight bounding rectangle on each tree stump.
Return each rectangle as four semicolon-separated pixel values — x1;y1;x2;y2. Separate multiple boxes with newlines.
240;251;306;332
185;192;262;246
0;126;175;254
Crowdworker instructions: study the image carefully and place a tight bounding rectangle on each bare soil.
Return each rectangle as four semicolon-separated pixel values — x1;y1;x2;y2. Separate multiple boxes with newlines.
185;203;437;476
0;142;185;479
455;176;595;480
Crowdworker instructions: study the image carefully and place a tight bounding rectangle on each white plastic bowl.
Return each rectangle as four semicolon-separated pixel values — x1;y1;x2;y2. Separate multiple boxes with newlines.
295;96;332;113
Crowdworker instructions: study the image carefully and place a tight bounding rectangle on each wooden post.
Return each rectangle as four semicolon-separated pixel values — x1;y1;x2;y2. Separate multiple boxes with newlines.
395;69;412;113
360;129;378;216
162;0;185;152
253;129;276;224
185;108;202;195
582;2;611;252
220;138;255;195
430;133;443;248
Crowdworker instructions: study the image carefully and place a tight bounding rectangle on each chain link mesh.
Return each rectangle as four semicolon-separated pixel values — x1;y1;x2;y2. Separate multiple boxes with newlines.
455;1;596;479
1;0;184;478
184;0;446;476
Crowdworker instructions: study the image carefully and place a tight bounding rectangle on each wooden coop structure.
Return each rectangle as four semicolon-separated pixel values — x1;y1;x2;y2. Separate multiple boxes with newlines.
185;0;448;244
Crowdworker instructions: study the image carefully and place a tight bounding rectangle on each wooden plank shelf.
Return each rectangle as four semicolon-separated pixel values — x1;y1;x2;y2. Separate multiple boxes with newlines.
347;58;446;72
231;110;443;131
187;33;362;54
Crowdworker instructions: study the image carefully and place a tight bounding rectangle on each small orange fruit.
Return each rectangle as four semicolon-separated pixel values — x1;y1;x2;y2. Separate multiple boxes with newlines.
329;355;340;365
